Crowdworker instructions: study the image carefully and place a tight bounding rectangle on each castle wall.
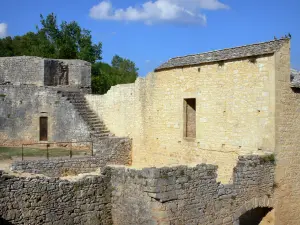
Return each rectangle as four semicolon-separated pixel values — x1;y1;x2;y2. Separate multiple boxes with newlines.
0;56;44;86
60;59;91;88
0;170;112;225
0;155;274;225
0;56;91;88
110;156;275;224
273;40;300;224
85;79;145;160
0;86;90;146
86;55;276;182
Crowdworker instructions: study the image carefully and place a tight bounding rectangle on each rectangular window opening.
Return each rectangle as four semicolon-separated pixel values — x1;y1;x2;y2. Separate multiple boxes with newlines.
184;98;196;138
40;117;48;141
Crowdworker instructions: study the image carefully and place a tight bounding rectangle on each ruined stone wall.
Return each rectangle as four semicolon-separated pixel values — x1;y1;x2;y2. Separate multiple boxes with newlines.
273;40;300;224
85;79;145;160
110;155;275;225
11;138;132;177
0;86;90;146
0;170;112;225
93;137;132;166
87;55;276;182
0;155;274;225
0;56;44;86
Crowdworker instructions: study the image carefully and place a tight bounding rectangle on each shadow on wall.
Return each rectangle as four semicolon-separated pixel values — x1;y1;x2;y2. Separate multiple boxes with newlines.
0;217;14;225
239;207;273;225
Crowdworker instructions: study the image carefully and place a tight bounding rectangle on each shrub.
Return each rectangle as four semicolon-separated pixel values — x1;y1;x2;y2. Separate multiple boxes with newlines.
261;154;276;164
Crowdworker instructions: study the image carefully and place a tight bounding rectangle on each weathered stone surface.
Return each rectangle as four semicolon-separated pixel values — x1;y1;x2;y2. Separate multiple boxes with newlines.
110;155;275;225
0;155;274;225
0;170;112;225
11;141;131;176
0;85;91;145
0;56;91;88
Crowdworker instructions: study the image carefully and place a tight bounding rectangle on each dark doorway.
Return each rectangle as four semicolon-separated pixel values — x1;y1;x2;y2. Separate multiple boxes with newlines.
184;98;196;138
40;117;48;141
239;207;273;225
0;217;14;225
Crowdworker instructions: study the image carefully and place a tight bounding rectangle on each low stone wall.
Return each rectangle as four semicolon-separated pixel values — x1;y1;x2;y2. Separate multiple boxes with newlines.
1;155;275;225
11;157;104;177
11;138;132;177
93;137;132;166
0;170;112;225
110;155;275;225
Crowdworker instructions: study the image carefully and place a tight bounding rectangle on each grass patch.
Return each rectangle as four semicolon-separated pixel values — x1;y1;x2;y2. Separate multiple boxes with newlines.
261;154;276;164
61;168;78;176
0;146;89;160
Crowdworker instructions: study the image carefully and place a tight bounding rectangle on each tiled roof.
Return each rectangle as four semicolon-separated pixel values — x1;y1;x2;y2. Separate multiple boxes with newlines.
155;38;289;71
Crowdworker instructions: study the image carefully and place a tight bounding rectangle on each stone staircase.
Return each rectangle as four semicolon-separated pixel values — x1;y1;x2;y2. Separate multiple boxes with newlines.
58;90;111;139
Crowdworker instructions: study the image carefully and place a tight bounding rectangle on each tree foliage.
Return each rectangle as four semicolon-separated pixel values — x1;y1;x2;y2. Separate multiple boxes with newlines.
91;55;138;94
0;13;139;94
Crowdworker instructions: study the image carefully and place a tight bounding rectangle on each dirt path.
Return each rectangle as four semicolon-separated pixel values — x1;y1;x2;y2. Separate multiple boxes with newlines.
259;209;275;225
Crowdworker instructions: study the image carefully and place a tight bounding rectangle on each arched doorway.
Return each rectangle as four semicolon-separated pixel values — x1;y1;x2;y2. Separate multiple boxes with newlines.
239;207;273;225
0;217;14;225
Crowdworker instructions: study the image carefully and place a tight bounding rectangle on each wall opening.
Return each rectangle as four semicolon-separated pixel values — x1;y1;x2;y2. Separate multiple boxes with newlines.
0;217;14;225
39;117;48;141
44;60;69;86
239;207;273;225
184;98;196;138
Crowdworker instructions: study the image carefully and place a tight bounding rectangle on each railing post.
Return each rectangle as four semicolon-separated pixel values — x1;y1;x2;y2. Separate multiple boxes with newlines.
70;143;72;158
22;144;24;161
91;141;94;156
46;144;49;160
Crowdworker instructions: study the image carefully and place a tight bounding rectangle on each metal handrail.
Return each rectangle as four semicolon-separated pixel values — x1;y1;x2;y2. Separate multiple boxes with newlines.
21;141;93;161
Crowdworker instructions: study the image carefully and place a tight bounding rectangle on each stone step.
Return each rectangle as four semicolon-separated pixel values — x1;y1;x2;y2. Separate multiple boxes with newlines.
92;133;110;137
58;90;111;136
88;122;105;127
89;124;106;129
70;100;87;103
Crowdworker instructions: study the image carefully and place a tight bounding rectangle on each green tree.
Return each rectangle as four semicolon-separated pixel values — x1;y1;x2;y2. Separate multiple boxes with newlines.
111;55;138;83
39;13;102;63
91;56;139;95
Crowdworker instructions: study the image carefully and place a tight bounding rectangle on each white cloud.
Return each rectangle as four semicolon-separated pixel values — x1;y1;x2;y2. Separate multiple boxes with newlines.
0;23;8;38
145;59;151;63
89;0;229;25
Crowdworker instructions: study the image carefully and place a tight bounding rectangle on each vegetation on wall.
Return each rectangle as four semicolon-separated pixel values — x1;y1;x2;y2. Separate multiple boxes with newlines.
0;13;138;94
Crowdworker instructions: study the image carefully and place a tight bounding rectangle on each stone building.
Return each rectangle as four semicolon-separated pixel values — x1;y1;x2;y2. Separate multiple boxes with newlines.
0;38;300;224
0;56;110;146
86;37;300;224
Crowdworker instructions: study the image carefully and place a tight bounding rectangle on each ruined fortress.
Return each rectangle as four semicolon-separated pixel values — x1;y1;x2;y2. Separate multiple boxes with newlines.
0;38;299;224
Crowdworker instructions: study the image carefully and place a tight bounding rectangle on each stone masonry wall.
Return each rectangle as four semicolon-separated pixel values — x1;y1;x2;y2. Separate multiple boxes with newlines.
0;56;91;87
85;80;145;160
10;138;132;177
0;56;44;86
110;155;275;225
0;85;90;146
0;155;274;225
0;170;112;225
60;59;91;88
273;39;300;224
86;54;276;183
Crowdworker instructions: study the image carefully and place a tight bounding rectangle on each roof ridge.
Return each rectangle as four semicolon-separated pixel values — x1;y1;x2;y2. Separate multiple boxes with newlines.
167;38;289;61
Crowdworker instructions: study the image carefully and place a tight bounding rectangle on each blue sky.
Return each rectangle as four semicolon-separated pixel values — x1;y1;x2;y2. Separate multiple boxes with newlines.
0;0;299;76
